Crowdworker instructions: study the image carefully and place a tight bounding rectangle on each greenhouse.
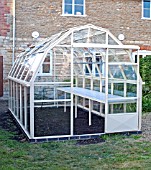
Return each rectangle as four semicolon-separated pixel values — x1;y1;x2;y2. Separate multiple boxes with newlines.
8;24;142;141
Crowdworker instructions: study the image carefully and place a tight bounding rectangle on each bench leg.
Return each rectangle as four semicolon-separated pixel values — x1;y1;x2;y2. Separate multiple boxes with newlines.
75;95;77;118
89;99;92;126
64;92;66;112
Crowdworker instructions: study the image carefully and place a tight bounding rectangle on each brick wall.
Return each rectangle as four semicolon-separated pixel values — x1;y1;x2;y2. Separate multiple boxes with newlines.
15;0;151;45
0;0;13;37
1;0;151;98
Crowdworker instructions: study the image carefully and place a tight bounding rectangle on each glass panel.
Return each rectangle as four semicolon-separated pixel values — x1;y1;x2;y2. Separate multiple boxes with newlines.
109;66;124;79
109;104;124;114
143;0;150;8
127;84;137;97
113;83;124;97
108;49;131;62
108;36;118;45
93;80;100;92
144;9;150;18
42;64;50;73
75;0;83;4
65;0;72;4
44;55;50;62
73;28;88;43
90;28;106;44
122;65;137;80
64;5;72;14
85;79;91;90
126;103;136;113
74;5;84;15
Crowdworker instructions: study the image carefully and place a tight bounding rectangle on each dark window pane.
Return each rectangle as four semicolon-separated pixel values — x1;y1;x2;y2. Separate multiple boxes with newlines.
144;9;150;17
75;0;83;5
144;0;150;8
64;5;72;14
43;64;50;73
65;0;72;4
74;5;83;15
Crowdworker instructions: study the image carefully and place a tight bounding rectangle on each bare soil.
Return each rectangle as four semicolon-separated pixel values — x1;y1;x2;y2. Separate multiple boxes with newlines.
0;100;151;143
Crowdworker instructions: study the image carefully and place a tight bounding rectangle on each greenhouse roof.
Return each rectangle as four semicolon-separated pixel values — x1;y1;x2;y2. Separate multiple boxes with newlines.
8;24;140;86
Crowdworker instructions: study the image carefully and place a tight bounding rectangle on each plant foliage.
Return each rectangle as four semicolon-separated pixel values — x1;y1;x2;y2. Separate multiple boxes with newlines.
140;55;151;112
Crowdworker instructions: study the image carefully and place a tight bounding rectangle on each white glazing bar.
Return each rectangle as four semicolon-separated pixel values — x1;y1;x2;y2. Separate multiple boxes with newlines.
34;82;71;86
124;82;127;112
70;32;74;136
16;83;19;118
100;79;103;114
8;80;10;109
30;82;35;138
24;87;27;130
14;56;25;78
13;82;16;113
72;43;140;49
137;49;141;130
139;78;142;131
10;80;13;111
10;54;23;77
110;82;114;113
8;76;30;86
20;85;23;123
108;62;138;66
34;99;71;103
83;76;86;107
105;48;109;132
11;81;14;111
77;104;105;118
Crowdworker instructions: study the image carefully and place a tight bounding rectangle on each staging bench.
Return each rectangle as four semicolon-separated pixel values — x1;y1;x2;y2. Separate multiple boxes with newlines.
57;87;137;125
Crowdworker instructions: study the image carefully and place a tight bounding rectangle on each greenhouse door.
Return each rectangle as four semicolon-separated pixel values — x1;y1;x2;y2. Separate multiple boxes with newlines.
105;113;139;133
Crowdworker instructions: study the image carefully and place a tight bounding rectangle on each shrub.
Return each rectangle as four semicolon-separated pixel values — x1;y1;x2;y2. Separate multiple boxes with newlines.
140;55;151;112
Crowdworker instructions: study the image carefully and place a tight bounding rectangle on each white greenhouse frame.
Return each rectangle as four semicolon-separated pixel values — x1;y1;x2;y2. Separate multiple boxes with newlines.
8;24;142;141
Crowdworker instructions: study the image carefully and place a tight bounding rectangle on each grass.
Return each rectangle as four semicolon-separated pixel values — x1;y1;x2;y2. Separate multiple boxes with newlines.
0;130;151;170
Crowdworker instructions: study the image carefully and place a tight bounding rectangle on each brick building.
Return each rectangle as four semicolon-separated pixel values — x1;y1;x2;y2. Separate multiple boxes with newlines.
0;0;151;98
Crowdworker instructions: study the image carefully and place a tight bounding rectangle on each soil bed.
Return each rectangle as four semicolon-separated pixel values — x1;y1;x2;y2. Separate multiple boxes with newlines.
1;100;151;143
34;107;104;137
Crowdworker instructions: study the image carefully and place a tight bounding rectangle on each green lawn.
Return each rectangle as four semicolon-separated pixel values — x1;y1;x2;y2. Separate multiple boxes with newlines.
0;130;151;170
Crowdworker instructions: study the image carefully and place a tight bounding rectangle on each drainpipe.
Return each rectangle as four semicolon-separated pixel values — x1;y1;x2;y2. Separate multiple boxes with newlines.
12;0;16;65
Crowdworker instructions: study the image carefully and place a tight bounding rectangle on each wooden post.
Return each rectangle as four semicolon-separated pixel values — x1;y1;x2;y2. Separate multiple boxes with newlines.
105;48;109;132
16;83;19;118
30;82;35;138
24;87;27;130
70;34;74;135
20;85;23;123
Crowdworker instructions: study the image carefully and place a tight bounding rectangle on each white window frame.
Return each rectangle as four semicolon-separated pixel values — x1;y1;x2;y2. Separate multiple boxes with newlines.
132;50;151;62
142;0;151;19
62;0;86;17
38;51;53;76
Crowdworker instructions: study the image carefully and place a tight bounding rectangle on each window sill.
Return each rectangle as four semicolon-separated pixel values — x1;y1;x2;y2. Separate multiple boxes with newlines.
61;14;87;17
141;17;151;20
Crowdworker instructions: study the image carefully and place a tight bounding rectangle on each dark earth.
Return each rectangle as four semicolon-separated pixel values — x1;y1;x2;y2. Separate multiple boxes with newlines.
35;106;104;137
1;100;151;144
0;100;105;144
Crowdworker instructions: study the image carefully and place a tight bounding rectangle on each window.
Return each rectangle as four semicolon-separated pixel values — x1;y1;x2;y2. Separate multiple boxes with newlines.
38;51;53;76
63;0;85;16
84;53;104;77
142;0;151;18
